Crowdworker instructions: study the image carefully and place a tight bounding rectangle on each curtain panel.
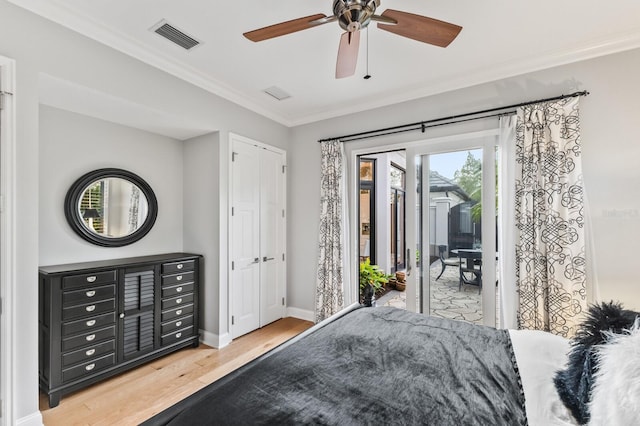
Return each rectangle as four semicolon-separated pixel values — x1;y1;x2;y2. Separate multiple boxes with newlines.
515;97;587;338
316;140;346;322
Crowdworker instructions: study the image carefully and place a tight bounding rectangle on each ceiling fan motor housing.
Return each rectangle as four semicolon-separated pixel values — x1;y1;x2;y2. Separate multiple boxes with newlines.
333;0;379;32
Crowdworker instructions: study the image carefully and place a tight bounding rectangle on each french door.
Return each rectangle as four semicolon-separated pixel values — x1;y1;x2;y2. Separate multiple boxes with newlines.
405;132;498;327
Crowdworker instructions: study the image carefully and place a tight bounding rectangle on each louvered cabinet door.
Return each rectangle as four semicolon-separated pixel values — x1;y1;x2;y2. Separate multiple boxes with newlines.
120;268;156;361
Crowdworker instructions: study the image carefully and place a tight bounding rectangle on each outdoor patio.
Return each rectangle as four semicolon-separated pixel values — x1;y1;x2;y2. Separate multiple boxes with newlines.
377;260;483;325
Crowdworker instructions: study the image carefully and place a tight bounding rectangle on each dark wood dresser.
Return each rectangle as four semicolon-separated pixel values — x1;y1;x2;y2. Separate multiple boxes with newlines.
39;253;202;408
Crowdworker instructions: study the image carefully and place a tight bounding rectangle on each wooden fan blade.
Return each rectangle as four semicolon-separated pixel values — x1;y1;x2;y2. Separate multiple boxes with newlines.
377;9;462;47
244;14;327;42
336;31;360;79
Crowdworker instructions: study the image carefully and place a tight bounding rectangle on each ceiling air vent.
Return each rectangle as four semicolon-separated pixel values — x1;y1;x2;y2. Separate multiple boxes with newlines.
150;19;201;50
263;86;291;101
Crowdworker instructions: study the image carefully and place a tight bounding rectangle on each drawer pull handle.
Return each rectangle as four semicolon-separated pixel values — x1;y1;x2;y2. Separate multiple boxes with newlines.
86;305;96;312
86;276;97;283
175;332;182;338
86;349;96;356
177;264;184;270
86;290;96;297
176;309;182;316
86;334;96;341
86;320;96;327
176;286;183;293
176;298;183;304
85;363;95;371
176;321;182;327
176;275;183;281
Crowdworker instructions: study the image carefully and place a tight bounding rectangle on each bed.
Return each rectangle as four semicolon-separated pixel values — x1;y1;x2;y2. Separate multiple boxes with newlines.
142;303;639;426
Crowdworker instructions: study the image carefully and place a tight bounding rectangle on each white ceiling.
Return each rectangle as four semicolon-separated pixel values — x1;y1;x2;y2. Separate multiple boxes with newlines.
12;0;640;127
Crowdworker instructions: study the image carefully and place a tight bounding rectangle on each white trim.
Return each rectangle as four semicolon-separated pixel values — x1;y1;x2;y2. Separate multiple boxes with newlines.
199;329;231;349
16;411;43;426
0;56;17;426
286;307;315;323
8;0;640;127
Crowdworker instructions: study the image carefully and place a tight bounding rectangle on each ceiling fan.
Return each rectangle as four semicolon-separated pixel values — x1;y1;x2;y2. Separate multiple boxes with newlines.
243;0;462;79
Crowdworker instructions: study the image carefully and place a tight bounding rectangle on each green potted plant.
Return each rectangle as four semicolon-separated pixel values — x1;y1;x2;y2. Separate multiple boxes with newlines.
359;259;390;306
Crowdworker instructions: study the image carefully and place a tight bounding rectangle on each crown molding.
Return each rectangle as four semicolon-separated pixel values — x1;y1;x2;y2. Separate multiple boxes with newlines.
9;0;640;128
8;0;296;126
289;28;640;126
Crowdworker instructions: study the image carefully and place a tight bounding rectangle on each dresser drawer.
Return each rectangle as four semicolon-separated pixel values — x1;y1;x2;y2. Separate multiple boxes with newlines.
62;339;115;368
162;260;195;275
161;326;193;347
62;325;116;352
63;284;116;307
161;271;194;287
62;312;116;337
62;353;115;383
62;270;117;290
161;293;194;311
161;304;194;322
161;315;194;335
62;298;115;321
161;282;194;299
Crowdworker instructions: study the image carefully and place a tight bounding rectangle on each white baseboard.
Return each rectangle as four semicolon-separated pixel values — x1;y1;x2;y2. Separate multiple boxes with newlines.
17;411;43;426
200;329;231;349
286;307;315;322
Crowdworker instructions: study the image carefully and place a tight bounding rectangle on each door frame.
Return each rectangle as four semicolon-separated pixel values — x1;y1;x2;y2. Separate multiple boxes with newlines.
0;55;16;426
347;128;500;323
228;133;287;339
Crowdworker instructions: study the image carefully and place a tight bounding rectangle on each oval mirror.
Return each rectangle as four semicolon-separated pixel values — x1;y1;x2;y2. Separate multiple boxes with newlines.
65;168;158;247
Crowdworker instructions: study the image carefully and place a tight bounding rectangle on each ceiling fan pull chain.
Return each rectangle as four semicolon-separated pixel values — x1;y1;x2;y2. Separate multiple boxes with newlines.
364;27;371;80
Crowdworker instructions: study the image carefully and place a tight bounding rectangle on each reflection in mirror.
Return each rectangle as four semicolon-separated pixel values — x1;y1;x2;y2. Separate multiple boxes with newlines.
65;168;158;247
78;178;150;238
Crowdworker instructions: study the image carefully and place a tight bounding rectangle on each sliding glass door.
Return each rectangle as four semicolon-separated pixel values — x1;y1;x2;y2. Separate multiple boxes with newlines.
404;133;498;327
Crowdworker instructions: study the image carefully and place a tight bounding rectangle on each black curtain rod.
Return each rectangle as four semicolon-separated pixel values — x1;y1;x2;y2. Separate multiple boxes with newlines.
317;90;589;143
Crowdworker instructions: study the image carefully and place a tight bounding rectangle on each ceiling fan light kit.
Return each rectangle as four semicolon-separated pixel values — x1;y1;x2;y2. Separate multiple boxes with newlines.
243;0;462;79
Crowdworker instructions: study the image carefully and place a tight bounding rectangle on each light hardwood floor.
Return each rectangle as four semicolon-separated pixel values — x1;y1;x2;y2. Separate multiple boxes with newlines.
39;317;314;425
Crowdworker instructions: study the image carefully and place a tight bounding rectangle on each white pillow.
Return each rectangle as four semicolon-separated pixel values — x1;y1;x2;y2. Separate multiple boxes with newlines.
589;321;640;426
509;329;578;425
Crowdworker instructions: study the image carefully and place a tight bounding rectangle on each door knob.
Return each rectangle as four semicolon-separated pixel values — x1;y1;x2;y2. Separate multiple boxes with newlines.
263;257;275;262
252;257;260;264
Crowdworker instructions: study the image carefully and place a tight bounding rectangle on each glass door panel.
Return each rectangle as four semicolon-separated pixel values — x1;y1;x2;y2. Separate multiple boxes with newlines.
406;137;497;326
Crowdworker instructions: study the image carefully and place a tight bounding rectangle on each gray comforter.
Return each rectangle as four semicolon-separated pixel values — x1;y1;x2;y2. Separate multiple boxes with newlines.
144;306;527;425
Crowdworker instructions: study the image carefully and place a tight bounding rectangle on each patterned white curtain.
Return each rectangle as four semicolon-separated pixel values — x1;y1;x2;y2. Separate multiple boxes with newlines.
316;140;346;322
515;96;587;338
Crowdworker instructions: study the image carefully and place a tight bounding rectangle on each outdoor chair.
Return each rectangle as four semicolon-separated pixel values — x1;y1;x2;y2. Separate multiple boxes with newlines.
436;245;460;280
458;249;482;294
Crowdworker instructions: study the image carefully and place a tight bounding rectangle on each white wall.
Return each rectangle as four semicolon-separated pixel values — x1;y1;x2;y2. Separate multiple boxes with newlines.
39;106;184;265
289;47;640;315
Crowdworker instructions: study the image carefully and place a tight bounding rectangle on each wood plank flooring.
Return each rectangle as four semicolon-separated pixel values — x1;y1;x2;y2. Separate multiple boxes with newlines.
39;317;314;425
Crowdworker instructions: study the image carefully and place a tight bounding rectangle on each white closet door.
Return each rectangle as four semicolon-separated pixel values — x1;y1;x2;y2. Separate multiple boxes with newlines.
230;136;286;339
230;139;261;338
260;148;286;326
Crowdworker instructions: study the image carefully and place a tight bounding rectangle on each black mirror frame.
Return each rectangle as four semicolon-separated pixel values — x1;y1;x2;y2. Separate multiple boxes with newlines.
64;168;158;247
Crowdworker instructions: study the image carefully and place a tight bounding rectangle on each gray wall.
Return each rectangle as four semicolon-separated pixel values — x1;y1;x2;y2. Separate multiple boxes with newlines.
0;0;289;422
39;106;185;265
289;47;640;314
